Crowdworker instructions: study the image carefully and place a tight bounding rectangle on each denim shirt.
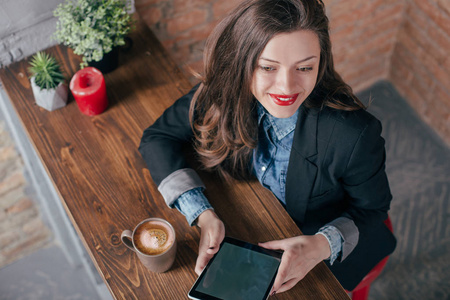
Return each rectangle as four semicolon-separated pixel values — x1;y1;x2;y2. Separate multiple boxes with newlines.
173;104;343;264
253;103;297;203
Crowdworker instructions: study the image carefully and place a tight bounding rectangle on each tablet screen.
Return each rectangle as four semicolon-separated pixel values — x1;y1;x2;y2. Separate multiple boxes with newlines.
189;237;282;300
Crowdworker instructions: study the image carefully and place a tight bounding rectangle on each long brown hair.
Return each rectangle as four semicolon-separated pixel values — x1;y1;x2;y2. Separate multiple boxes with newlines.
190;0;365;179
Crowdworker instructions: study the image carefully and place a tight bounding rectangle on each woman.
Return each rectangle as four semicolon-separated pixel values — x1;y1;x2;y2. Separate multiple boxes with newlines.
139;0;396;294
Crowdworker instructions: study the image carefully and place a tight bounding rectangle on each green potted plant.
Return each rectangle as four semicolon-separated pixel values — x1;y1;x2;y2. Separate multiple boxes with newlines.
28;51;68;111
53;0;133;73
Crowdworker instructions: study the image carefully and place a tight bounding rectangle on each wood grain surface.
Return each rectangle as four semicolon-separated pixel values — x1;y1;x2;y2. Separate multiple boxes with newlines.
0;20;349;300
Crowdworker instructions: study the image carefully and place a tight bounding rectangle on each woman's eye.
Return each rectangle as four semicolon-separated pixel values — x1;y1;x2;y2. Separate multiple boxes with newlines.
259;66;275;72
298;67;313;72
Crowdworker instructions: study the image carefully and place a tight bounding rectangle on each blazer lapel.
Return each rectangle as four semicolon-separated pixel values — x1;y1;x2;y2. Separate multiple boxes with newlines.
285;105;319;225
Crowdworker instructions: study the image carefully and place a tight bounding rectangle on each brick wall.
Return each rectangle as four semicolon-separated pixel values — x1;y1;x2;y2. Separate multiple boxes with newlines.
0;120;51;268
389;0;450;144
135;0;243;81
135;0;406;90
325;0;406;92
0;0;62;67
135;0;449;146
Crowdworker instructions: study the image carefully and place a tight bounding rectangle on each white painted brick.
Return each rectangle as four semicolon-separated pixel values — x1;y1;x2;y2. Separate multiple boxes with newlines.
10;48;23;61
0;52;13;66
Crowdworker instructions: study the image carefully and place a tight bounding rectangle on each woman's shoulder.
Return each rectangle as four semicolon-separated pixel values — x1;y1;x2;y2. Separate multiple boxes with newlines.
322;105;379;127
314;105;382;139
305;89;380;131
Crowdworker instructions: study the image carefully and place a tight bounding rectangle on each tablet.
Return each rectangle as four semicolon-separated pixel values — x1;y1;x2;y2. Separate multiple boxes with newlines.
188;237;282;300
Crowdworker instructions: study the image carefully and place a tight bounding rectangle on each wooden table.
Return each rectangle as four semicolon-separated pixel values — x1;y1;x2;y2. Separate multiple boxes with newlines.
0;21;349;300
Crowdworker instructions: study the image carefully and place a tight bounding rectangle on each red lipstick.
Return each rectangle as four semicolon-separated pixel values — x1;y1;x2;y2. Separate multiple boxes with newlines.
269;93;299;106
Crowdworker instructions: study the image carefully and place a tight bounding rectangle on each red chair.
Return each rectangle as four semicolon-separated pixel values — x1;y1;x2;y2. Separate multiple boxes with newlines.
349;217;394;300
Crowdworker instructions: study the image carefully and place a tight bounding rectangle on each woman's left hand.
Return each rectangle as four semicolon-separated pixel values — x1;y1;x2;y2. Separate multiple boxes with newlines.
259;234;331;295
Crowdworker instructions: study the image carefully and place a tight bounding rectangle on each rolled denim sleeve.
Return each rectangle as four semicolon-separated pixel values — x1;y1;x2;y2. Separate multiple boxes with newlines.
326;216;359;260
316;225;343;265
172;187;213;226
158;168;205;207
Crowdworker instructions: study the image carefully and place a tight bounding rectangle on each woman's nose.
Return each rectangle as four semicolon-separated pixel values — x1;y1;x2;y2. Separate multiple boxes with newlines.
276;69;296;94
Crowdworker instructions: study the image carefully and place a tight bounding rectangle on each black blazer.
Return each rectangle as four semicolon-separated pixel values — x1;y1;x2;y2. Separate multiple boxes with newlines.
139;85;396;290
287;99;396;290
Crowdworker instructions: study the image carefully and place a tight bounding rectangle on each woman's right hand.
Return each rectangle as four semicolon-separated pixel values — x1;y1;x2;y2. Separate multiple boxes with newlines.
195;209;225;275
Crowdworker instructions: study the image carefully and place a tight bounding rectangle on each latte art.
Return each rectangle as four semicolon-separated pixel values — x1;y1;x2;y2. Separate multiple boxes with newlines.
134;220;175;255
142;229;168;248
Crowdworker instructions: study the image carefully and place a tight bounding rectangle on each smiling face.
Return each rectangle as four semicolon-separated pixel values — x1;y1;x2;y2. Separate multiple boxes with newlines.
251;30;321;118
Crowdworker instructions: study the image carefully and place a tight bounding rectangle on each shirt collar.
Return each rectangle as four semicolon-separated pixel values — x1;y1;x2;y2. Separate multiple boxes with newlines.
257;103;299;140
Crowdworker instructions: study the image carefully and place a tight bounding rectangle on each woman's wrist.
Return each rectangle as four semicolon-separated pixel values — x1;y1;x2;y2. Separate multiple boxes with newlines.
196;209;218;228
314;233;332;261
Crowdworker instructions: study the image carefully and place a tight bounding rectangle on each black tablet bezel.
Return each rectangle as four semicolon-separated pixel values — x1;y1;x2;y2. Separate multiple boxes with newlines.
188;236;282;300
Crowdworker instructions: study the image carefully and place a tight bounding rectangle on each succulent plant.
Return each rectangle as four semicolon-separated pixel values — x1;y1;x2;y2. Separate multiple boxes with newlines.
28;51;65;90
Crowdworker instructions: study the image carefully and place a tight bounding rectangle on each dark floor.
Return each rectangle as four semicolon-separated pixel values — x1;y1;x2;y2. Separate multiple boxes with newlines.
0;80;449;299
360;81;450;300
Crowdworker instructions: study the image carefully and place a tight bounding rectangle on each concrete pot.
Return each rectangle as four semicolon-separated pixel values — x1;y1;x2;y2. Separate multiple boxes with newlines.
30;77;68;111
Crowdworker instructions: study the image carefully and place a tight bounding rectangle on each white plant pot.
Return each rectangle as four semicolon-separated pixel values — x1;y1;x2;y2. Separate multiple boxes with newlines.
30;77;68;111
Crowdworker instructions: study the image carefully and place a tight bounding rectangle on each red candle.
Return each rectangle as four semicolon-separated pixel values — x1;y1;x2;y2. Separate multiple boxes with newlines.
70;67;108;116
